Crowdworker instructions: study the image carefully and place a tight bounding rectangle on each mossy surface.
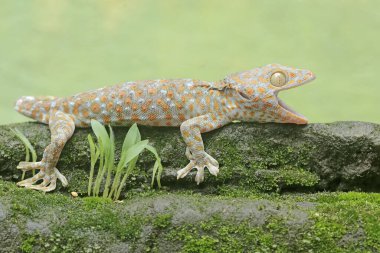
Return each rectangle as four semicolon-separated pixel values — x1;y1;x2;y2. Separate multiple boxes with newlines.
1;180;379;252
1;121;379;193
1;121;379;251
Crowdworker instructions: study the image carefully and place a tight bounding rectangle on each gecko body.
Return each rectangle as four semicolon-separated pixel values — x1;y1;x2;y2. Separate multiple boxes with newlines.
15;64;315;191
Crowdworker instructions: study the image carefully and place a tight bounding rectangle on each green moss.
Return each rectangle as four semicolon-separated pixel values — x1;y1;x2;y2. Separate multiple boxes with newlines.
20;235;36;253
153;213;172;229
82;196;113;210
1;180;380;252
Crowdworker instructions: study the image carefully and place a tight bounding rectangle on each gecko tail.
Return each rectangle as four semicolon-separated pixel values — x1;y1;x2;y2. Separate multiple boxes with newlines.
15;96;58;122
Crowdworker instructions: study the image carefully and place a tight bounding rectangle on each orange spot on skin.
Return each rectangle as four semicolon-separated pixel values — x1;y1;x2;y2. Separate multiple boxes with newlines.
205;96;211;106
31;109;38;119
73;101;82;115
88;94;97;100
178;114;186;121
167;90;174;99
63;101;70;113
141;103;149;113
165;114;172;120
103;115;111;124
182;130;190;138
246;88;254;96
136;90;143;97
38;113;44;122
257;87;266;93
131;114;139;121
148;114;156;121
214;102;220;111
166;121;172;126
176;102;183;110
194;135;202;142
91;103;101;114
116;105;123;113
148;88;156;95
125;98;132;105
177;84;185;93
107;102;113;110
158;100;169;111
43;103;50;112
258;76;267;83
188;104;194;112
100;96;107;103
73;107;79;115
195;145;203;151
290;72;296;78
119;92;126;99
82;109;89;118
132;104;138;111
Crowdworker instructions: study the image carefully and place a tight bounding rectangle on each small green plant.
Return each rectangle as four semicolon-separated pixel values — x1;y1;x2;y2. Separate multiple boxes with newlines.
10;128;37;179
87;120;163;200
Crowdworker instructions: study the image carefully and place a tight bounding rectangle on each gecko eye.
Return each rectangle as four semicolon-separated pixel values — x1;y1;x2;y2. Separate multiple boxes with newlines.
270;71;287;87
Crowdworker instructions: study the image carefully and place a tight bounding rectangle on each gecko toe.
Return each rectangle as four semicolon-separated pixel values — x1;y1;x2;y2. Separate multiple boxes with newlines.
177;161;195;179
17;161;42;171
195;167;205;184
17;166;67;192
177;152;220;184
54;168;68;187
207;163;219;176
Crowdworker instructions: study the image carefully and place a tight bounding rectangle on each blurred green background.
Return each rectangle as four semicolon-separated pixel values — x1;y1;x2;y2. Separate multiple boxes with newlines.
0;0;379;124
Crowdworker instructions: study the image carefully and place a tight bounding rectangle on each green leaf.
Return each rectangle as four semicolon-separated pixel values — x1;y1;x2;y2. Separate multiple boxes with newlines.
91;119;110;148
121;140;149;168
87;134;100;196
10;128;37;162
122;123;140;152
115;155;139;200
103;125;116;198
146;144;164;188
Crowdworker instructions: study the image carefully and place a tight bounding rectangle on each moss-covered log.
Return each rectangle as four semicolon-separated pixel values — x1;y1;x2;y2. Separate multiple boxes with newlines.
0;121;379;193
0;181;379;252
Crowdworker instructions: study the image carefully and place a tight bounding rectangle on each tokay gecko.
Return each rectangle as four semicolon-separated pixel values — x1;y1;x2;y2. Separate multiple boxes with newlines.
14;64;315;192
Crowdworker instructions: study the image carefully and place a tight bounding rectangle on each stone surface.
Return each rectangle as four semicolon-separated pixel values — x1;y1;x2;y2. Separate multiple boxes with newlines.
0;121;379;193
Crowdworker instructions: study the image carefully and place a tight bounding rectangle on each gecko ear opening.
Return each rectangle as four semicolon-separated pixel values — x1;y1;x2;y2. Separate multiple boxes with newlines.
237;91;251;100
222;75;255;100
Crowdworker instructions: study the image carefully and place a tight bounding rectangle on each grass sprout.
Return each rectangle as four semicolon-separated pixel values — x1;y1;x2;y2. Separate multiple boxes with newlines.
10;128;37;179
88;120;164;200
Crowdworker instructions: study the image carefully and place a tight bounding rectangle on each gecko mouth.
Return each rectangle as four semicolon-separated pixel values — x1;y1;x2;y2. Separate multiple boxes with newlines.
276;95;308;123
274;73;315;124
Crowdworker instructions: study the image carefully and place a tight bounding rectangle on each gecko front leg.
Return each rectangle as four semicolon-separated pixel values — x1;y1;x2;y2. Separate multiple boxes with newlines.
17;111;75;192
177;113;230;184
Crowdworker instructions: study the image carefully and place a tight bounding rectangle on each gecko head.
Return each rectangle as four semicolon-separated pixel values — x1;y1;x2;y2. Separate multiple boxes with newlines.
224;63;316;124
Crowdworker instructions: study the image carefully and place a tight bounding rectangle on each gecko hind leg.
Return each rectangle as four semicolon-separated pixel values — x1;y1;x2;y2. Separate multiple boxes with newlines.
16;111;75;192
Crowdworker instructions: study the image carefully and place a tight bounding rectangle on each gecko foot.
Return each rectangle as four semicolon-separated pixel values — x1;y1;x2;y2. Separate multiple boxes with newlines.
16;162;68;192
177;152;219;184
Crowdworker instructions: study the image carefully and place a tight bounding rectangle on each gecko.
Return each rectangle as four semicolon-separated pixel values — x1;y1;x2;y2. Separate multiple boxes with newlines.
14;64;315;192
